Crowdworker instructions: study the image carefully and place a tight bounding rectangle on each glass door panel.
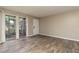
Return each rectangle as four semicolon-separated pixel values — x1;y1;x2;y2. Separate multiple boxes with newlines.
5;15;16;40
19;17;26;37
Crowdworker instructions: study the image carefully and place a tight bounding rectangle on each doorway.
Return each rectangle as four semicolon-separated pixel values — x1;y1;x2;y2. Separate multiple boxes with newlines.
5;15;16;41
19;17;26;38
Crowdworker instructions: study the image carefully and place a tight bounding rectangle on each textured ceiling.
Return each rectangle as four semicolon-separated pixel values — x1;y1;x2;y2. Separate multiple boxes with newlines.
1;6;79;18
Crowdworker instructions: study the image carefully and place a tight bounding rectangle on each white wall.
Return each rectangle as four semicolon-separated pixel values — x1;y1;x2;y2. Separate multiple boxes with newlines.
39;10;79;41
27;16;39;36
0;11;6;43
33;18;39;35
0;11;2;43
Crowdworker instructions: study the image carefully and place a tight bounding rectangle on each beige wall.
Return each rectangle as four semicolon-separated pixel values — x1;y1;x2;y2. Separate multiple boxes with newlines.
39;10;79;41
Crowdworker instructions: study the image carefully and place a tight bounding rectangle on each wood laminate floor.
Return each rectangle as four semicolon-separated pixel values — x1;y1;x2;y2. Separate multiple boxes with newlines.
0;35;79;53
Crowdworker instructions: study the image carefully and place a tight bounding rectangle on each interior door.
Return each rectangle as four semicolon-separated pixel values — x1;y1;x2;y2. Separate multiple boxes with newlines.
33;18;39;35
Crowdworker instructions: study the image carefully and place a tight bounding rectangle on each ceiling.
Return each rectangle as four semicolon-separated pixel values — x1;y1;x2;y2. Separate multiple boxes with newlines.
1;6;79;18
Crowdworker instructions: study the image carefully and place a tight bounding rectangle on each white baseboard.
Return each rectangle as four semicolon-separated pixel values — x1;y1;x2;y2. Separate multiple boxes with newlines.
39;33;79;42
27;34;39;37
27;35;33;37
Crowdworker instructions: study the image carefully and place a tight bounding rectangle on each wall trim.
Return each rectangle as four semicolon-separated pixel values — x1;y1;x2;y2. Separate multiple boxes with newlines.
27;34;40;37
27;35;34;37
39;33;79;42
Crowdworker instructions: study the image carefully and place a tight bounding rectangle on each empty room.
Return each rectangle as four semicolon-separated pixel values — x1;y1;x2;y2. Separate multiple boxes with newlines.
0;6;79;53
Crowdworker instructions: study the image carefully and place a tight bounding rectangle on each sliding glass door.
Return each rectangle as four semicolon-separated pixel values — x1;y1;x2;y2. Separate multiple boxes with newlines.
5;15;16;40
19;17;26;37
5;15;26;40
